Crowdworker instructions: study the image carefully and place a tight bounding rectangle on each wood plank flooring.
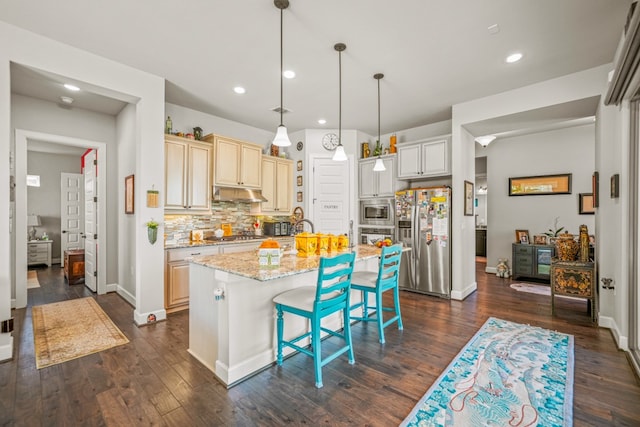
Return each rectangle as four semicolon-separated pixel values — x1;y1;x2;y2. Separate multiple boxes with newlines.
1;262;639;426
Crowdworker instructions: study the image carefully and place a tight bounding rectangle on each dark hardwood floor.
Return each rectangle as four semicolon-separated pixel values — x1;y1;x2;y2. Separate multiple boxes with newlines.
2;261;639;426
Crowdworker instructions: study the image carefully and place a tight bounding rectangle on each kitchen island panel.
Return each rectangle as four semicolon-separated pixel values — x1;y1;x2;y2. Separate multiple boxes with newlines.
188;249;380;387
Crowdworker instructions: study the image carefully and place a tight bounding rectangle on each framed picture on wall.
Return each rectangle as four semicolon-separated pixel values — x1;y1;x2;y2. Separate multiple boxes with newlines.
297;175;303;186
125;175;134;214
579;193;595;215
297;192;303;203
464;180;474;216
297;160;303;171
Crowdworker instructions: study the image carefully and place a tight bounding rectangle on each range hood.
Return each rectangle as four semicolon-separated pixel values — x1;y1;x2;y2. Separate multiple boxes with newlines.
213;186;268;203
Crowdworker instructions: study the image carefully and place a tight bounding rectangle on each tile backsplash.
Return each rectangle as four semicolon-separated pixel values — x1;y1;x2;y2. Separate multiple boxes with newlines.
164;202;290;243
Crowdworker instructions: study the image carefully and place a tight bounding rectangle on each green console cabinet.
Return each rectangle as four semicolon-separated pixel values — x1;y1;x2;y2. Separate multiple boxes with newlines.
512;243;555;282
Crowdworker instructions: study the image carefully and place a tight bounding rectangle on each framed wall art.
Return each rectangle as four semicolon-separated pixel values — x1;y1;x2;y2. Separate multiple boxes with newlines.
297;160;303;171
125;174;134;214
297;192;303;203
579;193;595;215
592;171;599;207
297;175;303;186
464;180;474;216
509;173;572;196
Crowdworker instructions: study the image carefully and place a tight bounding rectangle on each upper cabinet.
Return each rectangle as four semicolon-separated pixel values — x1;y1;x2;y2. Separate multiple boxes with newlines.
204;134;262;189
358;155;396;198
397;135;451;179
164;135;212;212
254;156;293;215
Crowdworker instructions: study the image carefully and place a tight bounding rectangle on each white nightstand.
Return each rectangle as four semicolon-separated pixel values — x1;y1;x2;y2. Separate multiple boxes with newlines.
28;240;53;267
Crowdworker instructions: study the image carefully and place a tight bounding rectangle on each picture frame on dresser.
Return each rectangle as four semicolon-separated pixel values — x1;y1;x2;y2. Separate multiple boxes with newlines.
533;235;548;245
515;229;530;244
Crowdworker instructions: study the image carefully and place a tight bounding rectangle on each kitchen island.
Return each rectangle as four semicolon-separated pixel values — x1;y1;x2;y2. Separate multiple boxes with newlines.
188;244;383;387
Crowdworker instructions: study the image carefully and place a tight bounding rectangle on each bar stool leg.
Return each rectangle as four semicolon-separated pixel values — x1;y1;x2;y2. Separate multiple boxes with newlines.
276;308;284;365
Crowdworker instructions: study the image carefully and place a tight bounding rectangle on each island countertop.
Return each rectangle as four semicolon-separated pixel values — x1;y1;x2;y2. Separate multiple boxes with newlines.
190;244;384;282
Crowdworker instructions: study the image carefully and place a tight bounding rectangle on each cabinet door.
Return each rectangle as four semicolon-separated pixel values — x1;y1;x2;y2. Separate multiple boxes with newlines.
377;157;395;196
188;142;212;211
165;140;188;209
166;262;190;311
240;143;263;188
358;160;377;197
275;159;292;213
261;157;277;212
215;138;241;186
397;143;422;178
421;139;449;176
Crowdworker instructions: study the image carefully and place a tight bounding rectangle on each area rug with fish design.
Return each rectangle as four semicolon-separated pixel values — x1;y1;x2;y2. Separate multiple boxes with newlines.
401;317;574;426
32;297;129;369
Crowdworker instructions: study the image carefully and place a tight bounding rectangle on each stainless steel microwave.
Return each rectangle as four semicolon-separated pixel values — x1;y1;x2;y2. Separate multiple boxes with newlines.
359;198;394;226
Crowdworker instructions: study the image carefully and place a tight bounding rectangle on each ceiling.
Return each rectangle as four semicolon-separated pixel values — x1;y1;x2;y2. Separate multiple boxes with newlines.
1;0;632;137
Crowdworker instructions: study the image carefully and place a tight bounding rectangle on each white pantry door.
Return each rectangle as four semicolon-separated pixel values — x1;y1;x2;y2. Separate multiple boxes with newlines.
84;150;98;292
312;158;351;236
60;173;84;267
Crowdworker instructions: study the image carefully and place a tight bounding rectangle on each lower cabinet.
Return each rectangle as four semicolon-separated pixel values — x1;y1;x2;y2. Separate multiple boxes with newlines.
165;246;220;314
550;260;597;323
512;243;555;282
475;229;486;257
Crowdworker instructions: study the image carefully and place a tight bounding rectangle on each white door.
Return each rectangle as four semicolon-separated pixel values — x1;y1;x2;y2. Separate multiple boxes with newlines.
84;150;98;292
312;158;351;235
60;173;84;267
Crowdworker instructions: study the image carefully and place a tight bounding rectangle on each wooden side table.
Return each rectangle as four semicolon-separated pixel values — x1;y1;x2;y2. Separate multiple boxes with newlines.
64;249;85;285
550;260;597;323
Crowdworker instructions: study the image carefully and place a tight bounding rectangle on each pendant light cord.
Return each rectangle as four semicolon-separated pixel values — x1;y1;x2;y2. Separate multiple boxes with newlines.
279;7;284;127
338;48;342;145
377;77;381;145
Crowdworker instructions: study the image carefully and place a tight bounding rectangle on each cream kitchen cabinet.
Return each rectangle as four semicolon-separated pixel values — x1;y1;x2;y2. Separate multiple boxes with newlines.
204;134;262;189
358;155;396;198
259;156;293;214
397;135;451;179
164;135;213;212
165;245;219;313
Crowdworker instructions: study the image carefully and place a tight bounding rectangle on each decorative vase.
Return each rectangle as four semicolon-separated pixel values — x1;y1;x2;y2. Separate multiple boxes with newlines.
148;227;158;244
555;232;579;261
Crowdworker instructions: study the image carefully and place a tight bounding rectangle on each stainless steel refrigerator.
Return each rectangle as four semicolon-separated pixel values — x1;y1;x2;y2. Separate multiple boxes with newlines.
396;186;451;298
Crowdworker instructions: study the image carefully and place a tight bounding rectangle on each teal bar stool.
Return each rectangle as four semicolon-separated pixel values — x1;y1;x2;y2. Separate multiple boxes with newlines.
273;252;356;388
350;244;403;344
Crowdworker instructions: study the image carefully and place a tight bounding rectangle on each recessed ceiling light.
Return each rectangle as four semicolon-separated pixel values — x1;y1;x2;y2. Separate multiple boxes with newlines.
63;83;80;91
283;70;295;79
318;119;326;125
233;86;246;94
60;96;74;104
506;52;523;63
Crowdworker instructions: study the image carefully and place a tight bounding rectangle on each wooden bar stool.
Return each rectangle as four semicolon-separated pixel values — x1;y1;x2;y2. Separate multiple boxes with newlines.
273;252;356;388
350;244;403;344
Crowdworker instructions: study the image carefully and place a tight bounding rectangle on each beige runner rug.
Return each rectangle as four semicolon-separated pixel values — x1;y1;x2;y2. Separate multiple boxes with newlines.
27;270;40;289
32;297;129;369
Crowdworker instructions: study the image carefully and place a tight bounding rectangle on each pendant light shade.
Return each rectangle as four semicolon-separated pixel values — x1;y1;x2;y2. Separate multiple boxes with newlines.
273;0;291;147
373;73;386;171
332;43;347;161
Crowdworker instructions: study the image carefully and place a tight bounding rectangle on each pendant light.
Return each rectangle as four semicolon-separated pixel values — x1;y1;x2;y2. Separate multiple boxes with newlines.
272;0;291;147
332;43;348;161
475;135;496;147
372;73;386;172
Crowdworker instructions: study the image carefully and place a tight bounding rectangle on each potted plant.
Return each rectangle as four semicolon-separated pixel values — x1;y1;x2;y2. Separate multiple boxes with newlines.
543;217;564;243
145;219;159;244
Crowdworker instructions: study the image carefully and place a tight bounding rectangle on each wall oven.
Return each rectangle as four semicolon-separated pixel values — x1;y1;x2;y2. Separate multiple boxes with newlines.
359;198;394;226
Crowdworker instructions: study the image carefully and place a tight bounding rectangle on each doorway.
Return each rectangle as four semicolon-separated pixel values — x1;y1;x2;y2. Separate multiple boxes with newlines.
310;154;355;237
14;129;108;309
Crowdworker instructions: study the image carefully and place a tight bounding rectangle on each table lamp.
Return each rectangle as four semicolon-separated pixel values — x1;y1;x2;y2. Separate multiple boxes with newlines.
27;214;41;241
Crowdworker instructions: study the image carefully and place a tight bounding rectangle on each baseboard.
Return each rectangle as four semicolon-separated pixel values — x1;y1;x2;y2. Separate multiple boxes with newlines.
0;336;14;362
598;315;629;350
451;282;477;300
116;285;136;307
134;308;167;326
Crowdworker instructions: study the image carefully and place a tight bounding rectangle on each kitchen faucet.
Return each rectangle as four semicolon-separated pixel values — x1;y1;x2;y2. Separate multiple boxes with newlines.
293;219;315;234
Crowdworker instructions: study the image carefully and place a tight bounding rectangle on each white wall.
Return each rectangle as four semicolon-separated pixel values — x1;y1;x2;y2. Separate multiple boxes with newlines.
484;124;596;269
596;97;629;348
117;103;137;303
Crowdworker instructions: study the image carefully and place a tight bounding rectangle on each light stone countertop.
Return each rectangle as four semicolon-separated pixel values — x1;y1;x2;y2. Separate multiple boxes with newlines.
165;236;293;250
190;244;384;282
